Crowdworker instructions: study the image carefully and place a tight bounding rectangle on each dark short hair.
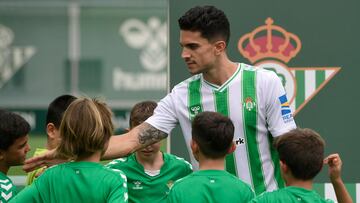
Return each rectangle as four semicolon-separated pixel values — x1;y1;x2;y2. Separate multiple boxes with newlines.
129;101;157;129
192;111;234;158
178;5;230;45
46;94;77;128
274;128;325;180
0;110;30;150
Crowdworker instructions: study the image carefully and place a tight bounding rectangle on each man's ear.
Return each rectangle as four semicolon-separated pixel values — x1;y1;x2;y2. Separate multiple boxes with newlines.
227;142;236;154
46;123;57;139
214;40;226;55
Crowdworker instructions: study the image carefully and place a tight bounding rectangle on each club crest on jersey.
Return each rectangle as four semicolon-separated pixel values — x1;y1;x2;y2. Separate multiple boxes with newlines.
279;94;294;123
244;97;256;111
166;180;174;189
238;18;340;115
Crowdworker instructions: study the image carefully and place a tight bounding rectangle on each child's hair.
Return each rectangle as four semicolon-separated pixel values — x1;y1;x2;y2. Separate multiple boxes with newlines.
274;128;325;180
46;94;77;128
192;111;234;158
0;110;31;150
55;98;114;159
129;101;157;129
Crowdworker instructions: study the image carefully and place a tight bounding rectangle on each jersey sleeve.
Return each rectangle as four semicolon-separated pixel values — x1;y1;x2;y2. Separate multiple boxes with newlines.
9;184;42;203
261;70;297;137
145;90;178;134
107;169;128;203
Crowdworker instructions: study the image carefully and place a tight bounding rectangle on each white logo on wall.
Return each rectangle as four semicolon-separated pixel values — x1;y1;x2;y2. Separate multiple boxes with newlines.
0;24;36;89
113;17;167;91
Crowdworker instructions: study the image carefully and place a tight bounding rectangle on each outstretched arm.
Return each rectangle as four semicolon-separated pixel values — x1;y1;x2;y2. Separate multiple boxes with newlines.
103;122;168;160
23;122;168;172
324;153;353;203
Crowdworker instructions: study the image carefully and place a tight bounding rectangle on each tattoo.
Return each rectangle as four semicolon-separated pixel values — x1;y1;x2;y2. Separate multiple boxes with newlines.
138;123;168;146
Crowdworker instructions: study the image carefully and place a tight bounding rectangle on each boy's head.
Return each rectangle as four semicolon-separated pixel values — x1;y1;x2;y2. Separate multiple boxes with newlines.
55;98;114;159
191;111;234;160
274;128;325;181
0;110;31;170
129;101;159;158
129;101;157;129
46;94;77;149
178;5;230;46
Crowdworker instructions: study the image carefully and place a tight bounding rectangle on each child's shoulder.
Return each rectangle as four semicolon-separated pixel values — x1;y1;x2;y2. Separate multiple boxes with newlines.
164;153;192;169
106;156;132;168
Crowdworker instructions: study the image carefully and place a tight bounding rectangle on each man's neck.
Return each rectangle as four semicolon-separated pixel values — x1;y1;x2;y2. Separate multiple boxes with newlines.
202;57;238;86
136;151;164;171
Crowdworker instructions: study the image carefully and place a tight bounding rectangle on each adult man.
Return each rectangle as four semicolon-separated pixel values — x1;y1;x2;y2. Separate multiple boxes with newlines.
107;5;296;195
25;5;296;195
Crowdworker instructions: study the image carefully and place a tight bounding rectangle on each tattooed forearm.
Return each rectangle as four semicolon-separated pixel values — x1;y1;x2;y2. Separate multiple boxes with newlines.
138;123;168;146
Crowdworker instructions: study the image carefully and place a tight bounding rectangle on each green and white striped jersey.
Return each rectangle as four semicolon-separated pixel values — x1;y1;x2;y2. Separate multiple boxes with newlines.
146;63;296;195
0;172;17;202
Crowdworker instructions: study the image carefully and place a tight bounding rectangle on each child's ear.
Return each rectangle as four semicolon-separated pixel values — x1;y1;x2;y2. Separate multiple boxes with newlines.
227;142;236;154
280;160;288;173
0;150;4;161
46;123;57;139
190;139;198;153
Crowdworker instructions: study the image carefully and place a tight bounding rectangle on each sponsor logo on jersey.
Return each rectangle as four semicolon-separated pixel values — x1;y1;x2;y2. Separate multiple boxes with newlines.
279;94;294;123
132;181;143;190
238;18;340;115
189;105;201;119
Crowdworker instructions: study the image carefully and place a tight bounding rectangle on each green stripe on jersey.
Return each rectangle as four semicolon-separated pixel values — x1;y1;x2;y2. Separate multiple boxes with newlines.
214;89;237;176
268;135;285;189
242;69;266;195
188;78;203;120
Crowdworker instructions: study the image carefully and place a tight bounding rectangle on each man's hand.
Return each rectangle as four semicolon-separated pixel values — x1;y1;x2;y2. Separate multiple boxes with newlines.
23;149;67;172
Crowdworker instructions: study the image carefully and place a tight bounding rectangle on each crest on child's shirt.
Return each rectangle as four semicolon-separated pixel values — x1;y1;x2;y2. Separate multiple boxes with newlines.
166;180;174;190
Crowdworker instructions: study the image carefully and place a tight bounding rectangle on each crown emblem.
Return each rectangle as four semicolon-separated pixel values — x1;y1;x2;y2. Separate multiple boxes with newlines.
238;18;301;64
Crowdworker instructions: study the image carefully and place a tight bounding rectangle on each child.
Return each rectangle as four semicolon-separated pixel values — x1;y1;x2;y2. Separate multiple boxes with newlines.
166;111;255;203
106;101;192;203
249;128;352;203
26;94;76;185
0;110;31;202
11;98;128;202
